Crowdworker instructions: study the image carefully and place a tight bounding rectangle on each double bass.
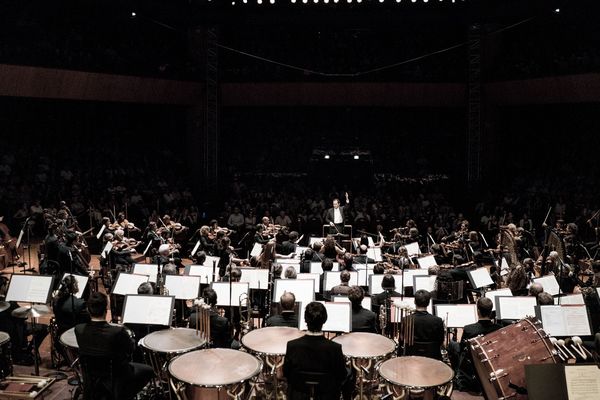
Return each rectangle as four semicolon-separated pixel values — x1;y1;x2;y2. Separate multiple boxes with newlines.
0;219;21;266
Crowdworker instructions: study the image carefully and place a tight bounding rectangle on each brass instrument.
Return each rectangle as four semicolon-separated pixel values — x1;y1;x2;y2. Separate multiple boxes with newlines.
239;292;254;340
391;300;415;354
193;299;212;345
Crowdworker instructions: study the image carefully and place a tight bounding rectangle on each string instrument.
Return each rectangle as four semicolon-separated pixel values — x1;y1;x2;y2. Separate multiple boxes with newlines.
112;238;141;252
0;221;20;263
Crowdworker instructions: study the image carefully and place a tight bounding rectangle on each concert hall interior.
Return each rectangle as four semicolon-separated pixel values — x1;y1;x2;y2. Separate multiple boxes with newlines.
1;0;600;399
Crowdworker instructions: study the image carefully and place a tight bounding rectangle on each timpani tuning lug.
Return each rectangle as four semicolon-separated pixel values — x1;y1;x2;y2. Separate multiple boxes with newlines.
489;370;508;382
480;354;500;363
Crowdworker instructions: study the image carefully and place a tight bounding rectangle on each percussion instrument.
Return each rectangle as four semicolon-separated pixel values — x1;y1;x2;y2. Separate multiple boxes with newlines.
468;317;557;400
333;332;396;398
59;327;82;381
378;356;454;400
241;327;305;398
0;331;12;379
0;375;55;399
140;328;207;383
11;305;51;319
169;348;262;400
434;280;464;302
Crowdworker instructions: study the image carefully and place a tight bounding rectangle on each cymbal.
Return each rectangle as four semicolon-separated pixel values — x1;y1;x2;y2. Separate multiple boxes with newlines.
0;301;10;312
11;304;51;319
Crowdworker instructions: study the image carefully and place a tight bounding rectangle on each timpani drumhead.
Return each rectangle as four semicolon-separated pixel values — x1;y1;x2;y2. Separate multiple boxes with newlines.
142;328;206;354
241;327;305;355
333;332;396;359
169;349;262;387
60;327;78;349
0;331;9;345
379;356;454;389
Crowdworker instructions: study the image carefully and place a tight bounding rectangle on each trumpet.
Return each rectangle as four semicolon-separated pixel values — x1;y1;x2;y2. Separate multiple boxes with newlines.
239;292;254;340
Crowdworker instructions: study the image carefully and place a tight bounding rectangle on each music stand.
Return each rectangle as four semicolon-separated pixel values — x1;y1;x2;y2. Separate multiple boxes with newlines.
5;274;54;376
122;295;175;326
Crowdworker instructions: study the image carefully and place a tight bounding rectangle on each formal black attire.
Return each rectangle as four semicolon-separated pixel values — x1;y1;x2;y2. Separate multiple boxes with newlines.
277;240;297;256
57;243;88;278
371;289;402;313
351;306;377;333
284;334;348;400
405;310;445;360
265;311;298;328
53;295;90;335
74;320;153;400
324;204;349;235
189;309;232;348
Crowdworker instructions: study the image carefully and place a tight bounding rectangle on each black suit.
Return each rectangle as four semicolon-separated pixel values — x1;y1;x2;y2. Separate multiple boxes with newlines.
325;205;349;234
351;307;377;333
277;240;297;256
74;320;153;400
53;295;90;335
284;334;347;400
57;244;88;277
406;310;445;360
371;289;402;313
460;319;501;350
265;311;298;328
189;309;232;348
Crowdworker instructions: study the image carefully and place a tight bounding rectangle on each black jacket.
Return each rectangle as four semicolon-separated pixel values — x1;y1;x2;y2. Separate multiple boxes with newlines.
266;311;298;328
351;307;377;333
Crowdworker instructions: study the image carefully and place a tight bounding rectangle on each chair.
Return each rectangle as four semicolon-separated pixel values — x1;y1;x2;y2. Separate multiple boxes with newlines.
79;355;117;400
290;371;339;400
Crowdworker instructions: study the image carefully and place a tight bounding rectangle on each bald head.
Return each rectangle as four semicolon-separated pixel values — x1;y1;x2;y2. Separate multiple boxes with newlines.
280;292;296;311
529;283;544;297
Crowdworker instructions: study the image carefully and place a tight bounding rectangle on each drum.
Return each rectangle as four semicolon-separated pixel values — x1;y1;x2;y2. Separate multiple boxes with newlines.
0;331;12;379
169;348;262;400
378;356;454;400
469;317;557;400
59;327;82;382
333;332;397;398
141;328;207;382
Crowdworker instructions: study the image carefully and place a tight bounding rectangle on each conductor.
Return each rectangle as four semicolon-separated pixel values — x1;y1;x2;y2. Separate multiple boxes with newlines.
325;192;350;235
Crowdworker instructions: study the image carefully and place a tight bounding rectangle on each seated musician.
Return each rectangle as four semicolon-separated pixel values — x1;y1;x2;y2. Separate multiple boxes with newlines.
255;217;273;245
528;282;544;297
507;258;533;296
284;266;298;279
75;292;153;400
353;244;375;266
348;286;376;333
277;231;299;256
283;302;351;400
152;244;185;272
331;270;352;296
189;288;233;349
450;297;501;392
537;291;554;305
266;292;298;328
404;289;445;360
371;274;402;313
52;275;90;336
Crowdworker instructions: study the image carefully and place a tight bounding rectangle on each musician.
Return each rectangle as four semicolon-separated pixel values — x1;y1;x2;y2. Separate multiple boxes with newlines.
277;231;299;256
348;286;376;333
353;245;375;266
52;275;90;336
266;292;298;328
197;225;216;255
283;302;350;400
145;221;163;255
528;282;544;297
405;289;445;360
324;192;350;235
506;259;532;296
331;270;352;296
255;217;273;244
371;274;402;314
57;232;89;278
75;292;153;400
300;248;320;273
320;237;344;260
284;266;298;279
538;292;555;305
189;288;233;348
152;244;185;272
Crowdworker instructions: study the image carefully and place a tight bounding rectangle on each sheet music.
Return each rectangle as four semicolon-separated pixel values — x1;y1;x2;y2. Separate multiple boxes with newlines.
205;256;221;268
61;273;89;299
165;275;201;300
273;279;314;306
6;275;53;303
250;243;263;257
133;264;158;283
309;237;324;245
539;305;591;336
101;241;113;258
279;262;301;274
309;262;324;275
186;265;214;284
296;273;321;292
367;247;382;262
369;274;386;295
357;266;375;287
533;275;561;296
404;242;421;256
96;224;106;239
276;258;301;265
299;302;351;332
468;267;494;289
111;273;150;295
122;295;174;325
332;295;371;310
564;365;600;400
557;293;585;305
435;304;478;328
484;288;513;311
413;275;437;292
239;268;269;290
210;282;250;306
390;297;432;321
323;271;359;290
496;296;537;320
416;255;438;269
402;270;428;289
295;246;308;256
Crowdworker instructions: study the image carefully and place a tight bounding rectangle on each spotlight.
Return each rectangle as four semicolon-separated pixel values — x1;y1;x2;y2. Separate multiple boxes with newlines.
303;0;308;3
324;155;330;160
291;0;296;2
353;155;360;160
257;0;262;4
130;11;137;18
554;8;560;13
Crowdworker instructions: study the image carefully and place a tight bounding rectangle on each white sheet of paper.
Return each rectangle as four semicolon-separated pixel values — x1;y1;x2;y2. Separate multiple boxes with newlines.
96;224;106;240
210;282;249;306
133;264;158;283
413;275;437;292
295;246;308;256
205;256;221;268
468;267;494;289
323;271;359;290
6;274;54;303
122;295;174;325
390;297;432;322
404;242;421;256
61;273;89;299
402;270;429;289
299;302;351;332
557;293;585;305
239;268;270;290
533;275;561;296
367;247;382;262
273;279;314;306
484;288;513;311
309;262;324;275
186;265;214;284
369;274;386;295
296;273;321;293
309;237;324;245
416;255;438;269
496;296;537;320
165;275;201;300
101;241;113;258
111;273;150;295
276;258;300;265
435;304;478;328
332;295;371;310
539;305;591;336
250;243;263;257
357;266;375;287
564;365;600;400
